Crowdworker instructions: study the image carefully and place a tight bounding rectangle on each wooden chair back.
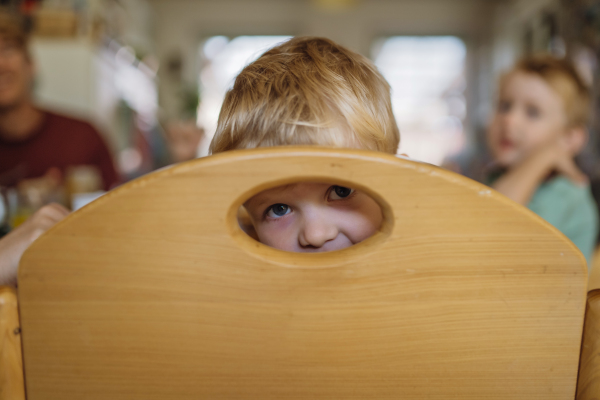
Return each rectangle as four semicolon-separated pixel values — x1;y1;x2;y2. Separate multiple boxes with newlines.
577;245;600;399
588;246;600;292
17;147;588;399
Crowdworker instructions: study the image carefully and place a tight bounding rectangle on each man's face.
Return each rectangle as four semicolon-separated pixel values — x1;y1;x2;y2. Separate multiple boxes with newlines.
488;71;568;167
244;182;383;252
0;36;32;109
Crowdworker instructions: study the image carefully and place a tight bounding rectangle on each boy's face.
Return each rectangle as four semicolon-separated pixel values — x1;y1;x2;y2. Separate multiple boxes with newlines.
244;182;383;252
488;71;569;167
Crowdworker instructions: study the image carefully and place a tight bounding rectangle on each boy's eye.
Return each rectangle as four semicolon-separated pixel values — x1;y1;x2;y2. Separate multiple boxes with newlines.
328;185;355;200
498;100;511;113
266;203;291;218
526;105;540;119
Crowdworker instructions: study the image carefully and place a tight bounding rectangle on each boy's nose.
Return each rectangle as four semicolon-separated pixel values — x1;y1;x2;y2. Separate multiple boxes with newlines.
298;212;339;249
495;112;520;141
500;108;520;130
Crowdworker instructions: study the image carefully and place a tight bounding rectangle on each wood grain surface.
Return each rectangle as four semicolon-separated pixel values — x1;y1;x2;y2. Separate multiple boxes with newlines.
590;246;600;291
18;147;588;399
0;287;25;400
577;290;600;400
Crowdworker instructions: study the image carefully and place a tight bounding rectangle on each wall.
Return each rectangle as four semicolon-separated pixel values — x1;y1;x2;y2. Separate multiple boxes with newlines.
31;38;123;149
30;0;157;149
32;38;97;120
489;0;559;88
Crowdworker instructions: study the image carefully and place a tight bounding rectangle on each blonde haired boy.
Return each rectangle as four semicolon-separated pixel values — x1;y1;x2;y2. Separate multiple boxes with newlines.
210;37;399;252
488;55;598;266
210;36;399;154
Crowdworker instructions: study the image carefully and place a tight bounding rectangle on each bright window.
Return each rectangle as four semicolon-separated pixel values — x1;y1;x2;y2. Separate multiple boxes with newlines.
373;36;467;165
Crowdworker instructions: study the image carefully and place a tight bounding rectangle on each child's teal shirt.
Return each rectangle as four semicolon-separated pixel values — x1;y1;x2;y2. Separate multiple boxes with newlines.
526;176;598;269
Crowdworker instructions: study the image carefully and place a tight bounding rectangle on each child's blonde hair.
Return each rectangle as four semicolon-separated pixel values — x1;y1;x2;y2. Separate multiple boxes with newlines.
210;36;400;154
505;55;591;128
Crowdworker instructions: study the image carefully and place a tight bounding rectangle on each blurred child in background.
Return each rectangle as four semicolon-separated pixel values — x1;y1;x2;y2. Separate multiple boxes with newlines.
488;55;598;267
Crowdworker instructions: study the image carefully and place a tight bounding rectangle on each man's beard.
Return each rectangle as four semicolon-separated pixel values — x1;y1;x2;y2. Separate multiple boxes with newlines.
0;94;27;114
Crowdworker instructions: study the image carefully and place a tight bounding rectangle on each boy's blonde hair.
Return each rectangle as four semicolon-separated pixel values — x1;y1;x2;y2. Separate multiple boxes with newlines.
210;36;400;154
506;55;591;128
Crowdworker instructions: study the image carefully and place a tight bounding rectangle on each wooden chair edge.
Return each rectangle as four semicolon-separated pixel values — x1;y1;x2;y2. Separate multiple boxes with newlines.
0;286;25;400
577;288;600;399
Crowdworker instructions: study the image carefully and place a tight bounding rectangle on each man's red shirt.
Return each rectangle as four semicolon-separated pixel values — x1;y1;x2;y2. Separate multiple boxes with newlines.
0;110;119;190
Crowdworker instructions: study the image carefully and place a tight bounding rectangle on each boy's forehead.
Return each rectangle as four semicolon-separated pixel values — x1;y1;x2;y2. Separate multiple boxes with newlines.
255;183;299;197
254;182;329;197
502;72;563;102
245;182;332;206
504;71;545;88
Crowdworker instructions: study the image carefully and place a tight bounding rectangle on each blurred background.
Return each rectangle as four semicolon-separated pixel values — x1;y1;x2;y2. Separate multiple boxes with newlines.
2;0;600;202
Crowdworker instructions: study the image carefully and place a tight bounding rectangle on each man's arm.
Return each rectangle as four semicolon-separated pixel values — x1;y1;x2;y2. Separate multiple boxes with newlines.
0;203;69;286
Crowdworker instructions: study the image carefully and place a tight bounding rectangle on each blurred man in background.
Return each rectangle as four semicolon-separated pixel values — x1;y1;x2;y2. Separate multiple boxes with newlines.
0;11;118;192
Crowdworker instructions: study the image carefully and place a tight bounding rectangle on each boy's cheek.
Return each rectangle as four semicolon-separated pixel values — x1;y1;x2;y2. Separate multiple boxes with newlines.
255;218;296;249
494;149;520;167
488;132;519;165
486;126;502;152
350;217;381;243
489;143;519;167
337;205;383;244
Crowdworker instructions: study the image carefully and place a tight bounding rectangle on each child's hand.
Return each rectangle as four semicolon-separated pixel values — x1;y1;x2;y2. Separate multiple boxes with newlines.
493;136;588;206
535;137;588;186
0;203;69;286
554;137;588;185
